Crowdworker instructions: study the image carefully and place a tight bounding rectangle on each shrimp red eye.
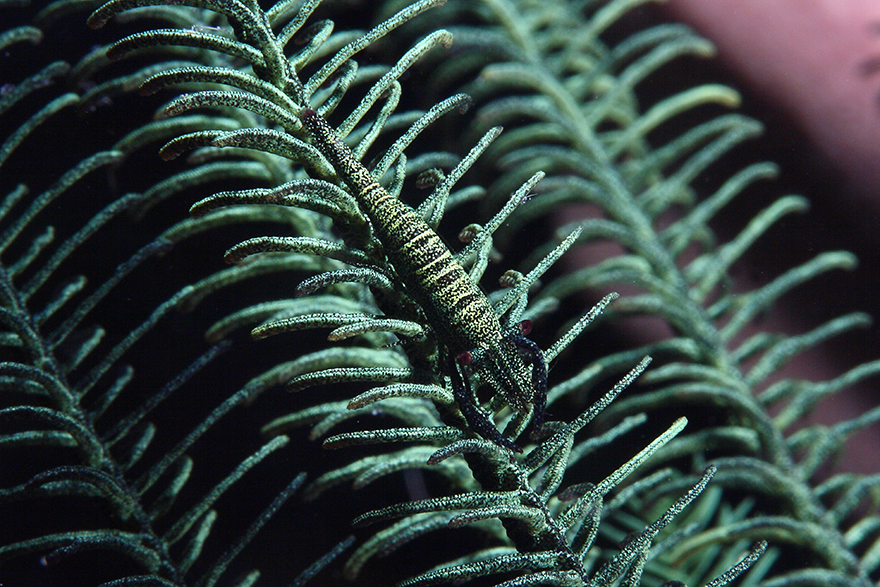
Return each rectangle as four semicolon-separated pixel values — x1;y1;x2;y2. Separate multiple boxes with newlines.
519;320;533;335
456;351;473;366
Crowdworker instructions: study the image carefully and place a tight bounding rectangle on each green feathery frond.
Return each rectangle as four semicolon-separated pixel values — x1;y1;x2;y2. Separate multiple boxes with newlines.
0;2;354;586
393;0;880;584
86;0;760;584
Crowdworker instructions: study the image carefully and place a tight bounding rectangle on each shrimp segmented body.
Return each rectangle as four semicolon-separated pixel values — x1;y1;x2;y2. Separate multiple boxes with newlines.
300;108;547;452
